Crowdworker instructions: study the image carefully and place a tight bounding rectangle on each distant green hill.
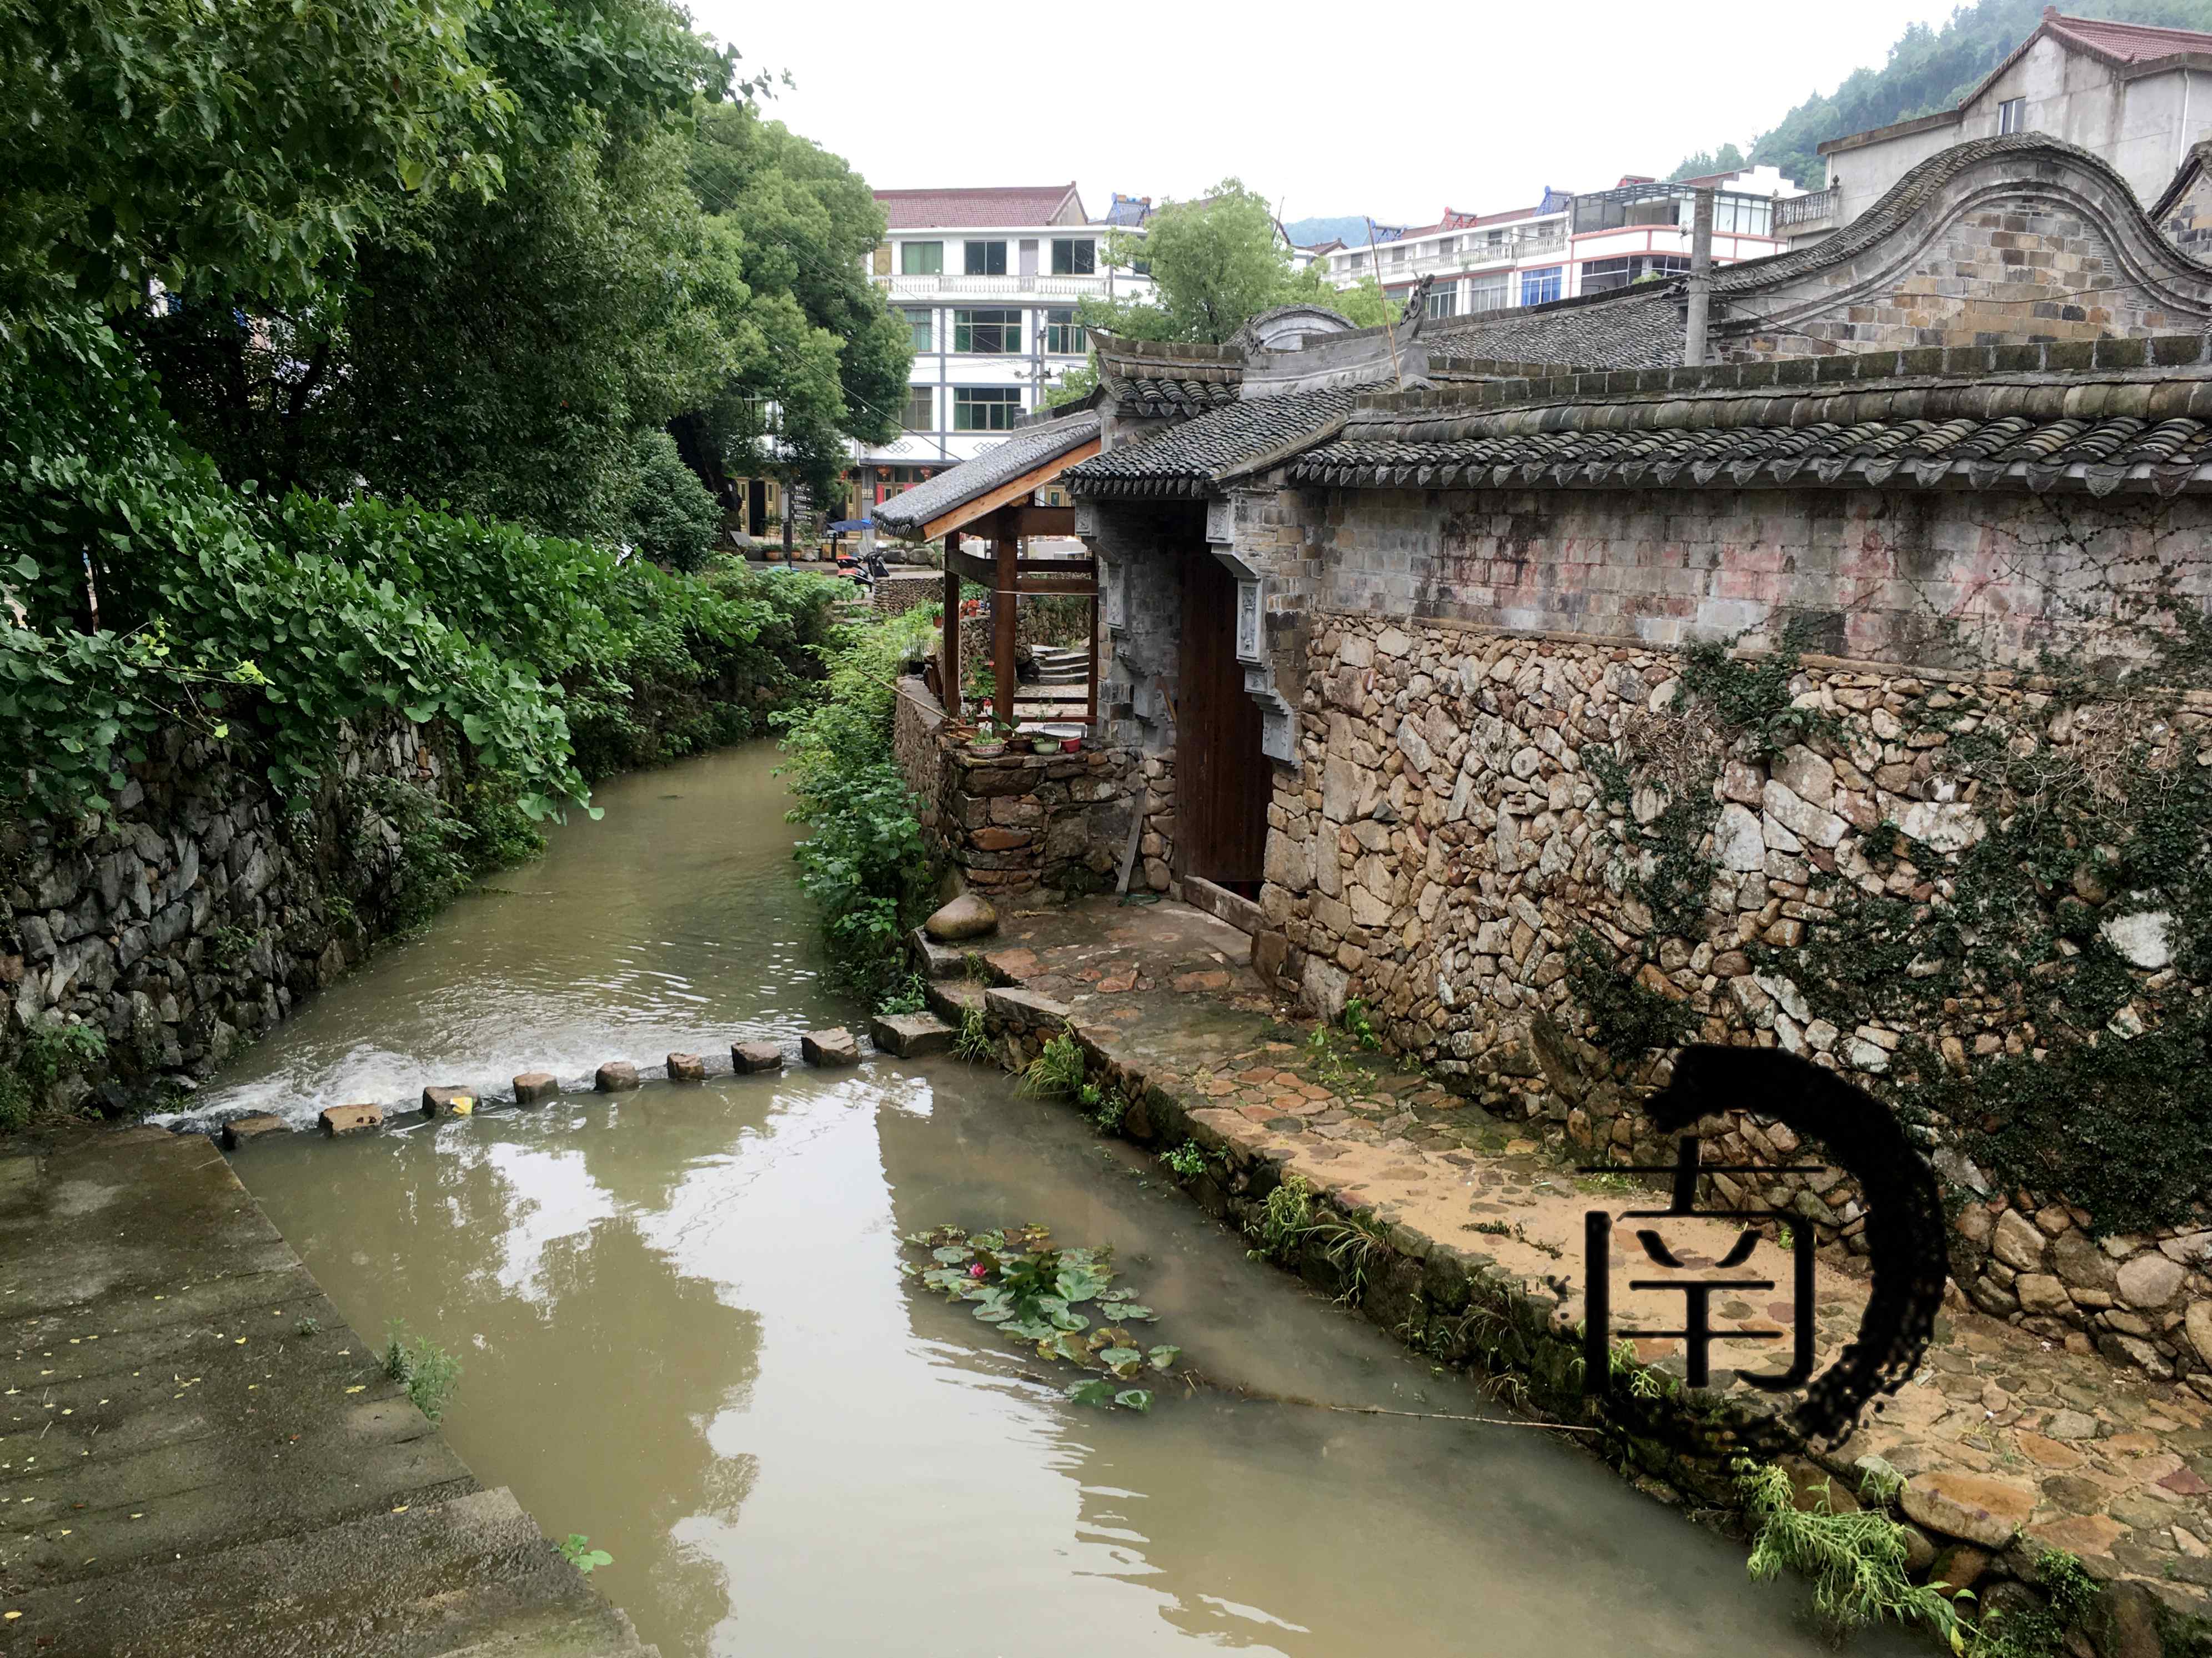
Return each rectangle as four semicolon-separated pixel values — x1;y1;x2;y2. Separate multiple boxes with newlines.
1693;0;2212;189
1281;215;1376;249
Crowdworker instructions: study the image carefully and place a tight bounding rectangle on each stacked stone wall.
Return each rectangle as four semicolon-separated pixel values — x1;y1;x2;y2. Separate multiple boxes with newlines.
3;722;462;1113
871;570;941;620
924;742;1135;899
1254;612;2212;1388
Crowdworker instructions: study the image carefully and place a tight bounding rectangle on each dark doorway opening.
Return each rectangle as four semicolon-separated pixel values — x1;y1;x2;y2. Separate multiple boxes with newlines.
1176;552;1269;898
746;479;768;539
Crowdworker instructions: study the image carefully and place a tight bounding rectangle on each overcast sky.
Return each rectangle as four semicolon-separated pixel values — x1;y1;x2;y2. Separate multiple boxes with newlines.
686;0;1966;226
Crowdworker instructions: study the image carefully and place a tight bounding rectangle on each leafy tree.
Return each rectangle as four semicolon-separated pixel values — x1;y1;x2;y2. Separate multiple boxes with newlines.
1286;267;1394;328
1668;143;1749;183
620;430;721;571
0;0;509;316
1083;179;1307;344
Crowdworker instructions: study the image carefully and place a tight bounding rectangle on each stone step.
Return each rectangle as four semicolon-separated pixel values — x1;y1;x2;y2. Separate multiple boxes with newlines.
5;1485;657;1658
869;1012;956;1058
925;978;987;1027
908;928;971;978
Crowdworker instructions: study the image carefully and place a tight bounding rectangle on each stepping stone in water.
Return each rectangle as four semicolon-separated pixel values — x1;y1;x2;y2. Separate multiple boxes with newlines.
666;1052;707;1083
870;1013;954;1058
595;1061;641;1093
319;1103;383;1137
221;1113;289;1149
802;1028;861;1067
513;1072;559;1107
422;1085;476;1118
732;1041;784;1074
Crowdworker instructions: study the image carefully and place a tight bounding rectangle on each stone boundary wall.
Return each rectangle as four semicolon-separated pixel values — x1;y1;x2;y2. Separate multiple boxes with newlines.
871;570;941;620
4;723;461;1113
1253;612;2212;1388
892;675;946;813
930;742;1136;899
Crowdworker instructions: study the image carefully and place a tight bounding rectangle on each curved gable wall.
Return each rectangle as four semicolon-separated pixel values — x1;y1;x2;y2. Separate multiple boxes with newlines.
1717;139;2212;361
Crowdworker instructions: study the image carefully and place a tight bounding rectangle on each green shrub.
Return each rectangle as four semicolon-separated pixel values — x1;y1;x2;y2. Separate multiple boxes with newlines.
383;1321;463;1424
1565;930;1698;1059
1020;1030;1087;1098
1737;1459;1967;1645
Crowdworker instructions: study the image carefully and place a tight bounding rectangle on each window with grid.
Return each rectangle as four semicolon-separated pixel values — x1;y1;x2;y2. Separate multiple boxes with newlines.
964;240;1008;276
1998;96;2027;135
954;387;1021;431
1519;266;1562;306
902;307;932;351
1467;272;1509;312
1044;308;1085;354
901;385;934;431
1347;251;1367;270
1712;194;1773;237
901;241;943;275
1050;238;1096;275
1425;286;1456;319
953;308;1021;353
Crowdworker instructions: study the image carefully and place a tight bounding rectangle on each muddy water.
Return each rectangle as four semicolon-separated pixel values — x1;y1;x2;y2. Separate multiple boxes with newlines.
223;745;1909;1657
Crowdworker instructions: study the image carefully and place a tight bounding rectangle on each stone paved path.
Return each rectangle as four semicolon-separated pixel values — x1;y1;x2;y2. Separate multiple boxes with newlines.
0;1125;654;1656
977;896;2212;1619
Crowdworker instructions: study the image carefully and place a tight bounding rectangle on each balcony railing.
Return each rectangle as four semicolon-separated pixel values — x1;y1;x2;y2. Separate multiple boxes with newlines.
1773;187;1839;231
870;272;1122;300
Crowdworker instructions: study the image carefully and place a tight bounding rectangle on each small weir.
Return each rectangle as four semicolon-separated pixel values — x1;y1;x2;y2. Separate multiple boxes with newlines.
197;744;1914;1657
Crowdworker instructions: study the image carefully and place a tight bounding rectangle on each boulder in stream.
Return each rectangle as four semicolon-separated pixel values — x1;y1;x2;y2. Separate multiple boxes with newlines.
925;893;998;942
666;1052;707;1083
512;1072;559;1107
421;1085;476;1118
732;1041;784;1074
595;1061;641;1093
318;1103;383;1137
870;1013;954;1058
801;1028;861;1067
221;1112;289;1149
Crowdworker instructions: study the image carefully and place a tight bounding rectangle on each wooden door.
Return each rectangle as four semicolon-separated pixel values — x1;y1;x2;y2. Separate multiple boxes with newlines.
1176;552;1269;897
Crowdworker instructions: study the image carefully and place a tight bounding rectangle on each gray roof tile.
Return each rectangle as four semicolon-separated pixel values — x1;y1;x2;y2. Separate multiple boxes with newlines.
872;411;1100;536
1066;387;1356;496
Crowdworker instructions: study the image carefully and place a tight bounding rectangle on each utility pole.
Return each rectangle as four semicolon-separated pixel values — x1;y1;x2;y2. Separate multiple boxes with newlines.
1683;187;1714;368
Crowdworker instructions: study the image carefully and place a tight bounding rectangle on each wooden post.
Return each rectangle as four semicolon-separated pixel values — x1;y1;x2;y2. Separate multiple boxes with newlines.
941;531;962;719
993;519;1017;732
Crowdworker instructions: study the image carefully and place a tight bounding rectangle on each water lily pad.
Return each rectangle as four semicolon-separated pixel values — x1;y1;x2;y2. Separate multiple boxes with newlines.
931;1245;974;1264
1065;1379;1116;1409
1147;1344;1181;1371
1110;1304;1156;1322
1113;1389;1153;1412
1002;1317;1055;1341
1100;1345;1143;1378
1056;1264;1111;1303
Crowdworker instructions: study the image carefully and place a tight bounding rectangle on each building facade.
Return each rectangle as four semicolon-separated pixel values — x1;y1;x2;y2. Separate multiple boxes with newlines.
852;183;1154;516
1314;167;1794;319
1788;9;2212;247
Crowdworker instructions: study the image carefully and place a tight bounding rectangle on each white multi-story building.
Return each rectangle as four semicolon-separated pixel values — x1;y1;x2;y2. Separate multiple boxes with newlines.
854;185;1153;516
1315;165;1795;320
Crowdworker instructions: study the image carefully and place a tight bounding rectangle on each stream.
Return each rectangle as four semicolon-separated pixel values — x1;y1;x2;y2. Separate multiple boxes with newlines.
213;744;1911;1657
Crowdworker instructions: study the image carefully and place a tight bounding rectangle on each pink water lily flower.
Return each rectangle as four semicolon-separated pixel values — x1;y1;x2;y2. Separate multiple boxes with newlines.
969;1263;989;1279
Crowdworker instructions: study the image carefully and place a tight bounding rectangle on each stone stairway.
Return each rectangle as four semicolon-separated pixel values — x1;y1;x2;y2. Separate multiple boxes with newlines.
0;1128;655;1658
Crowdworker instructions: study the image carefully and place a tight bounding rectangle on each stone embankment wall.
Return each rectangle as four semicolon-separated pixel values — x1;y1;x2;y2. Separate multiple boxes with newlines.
871;570;941;620
1253;612;2212;1388
893;677;1137;897
3;723;462;1113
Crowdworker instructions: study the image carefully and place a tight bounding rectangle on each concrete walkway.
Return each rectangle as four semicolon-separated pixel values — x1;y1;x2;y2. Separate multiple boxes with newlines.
954;895;2212;1629
0;1126;654;1657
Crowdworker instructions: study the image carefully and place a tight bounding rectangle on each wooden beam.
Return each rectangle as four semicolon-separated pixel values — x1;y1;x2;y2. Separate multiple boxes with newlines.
1014;556;1095;574
993;531;1017;730
1010;505;1075;537
1011;578;1097;597
916;438;1101;542
946;542;995;587
941;532;961;722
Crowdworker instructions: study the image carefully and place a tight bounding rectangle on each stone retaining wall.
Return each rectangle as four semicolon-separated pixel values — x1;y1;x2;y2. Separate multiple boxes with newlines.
1252;612;2212;1387
871;570;941;620
3;722;463;1113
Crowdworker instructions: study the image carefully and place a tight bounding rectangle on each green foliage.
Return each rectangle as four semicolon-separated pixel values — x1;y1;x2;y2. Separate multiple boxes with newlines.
1302;1206;1395;1307
1043;358;1099;410
1736;1458;1969;1645
1566;930;1698;1059
1306;272;1395;328
876;973;928;1017
18;1022;107;1088
1082;179;1337;345
1339;997;1383;1051
0;1071;31;1134
1161;1140;1208;1179
1676;619;1830;759
1020;1030;1087;1099
775;607;940;1002
558;1534;614;1575
1244;1173;1315;1263
952;1003;994;1062
618;430;721;572
901;1223;1169;1411
1087;1089;1128;1135
1668;143;1749;183
383;1320;463;1423
1967;1551;2097;1658
0;0;510;315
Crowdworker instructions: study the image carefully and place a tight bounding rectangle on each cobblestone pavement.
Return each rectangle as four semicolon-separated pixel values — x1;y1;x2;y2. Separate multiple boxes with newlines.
979;895;2212;1617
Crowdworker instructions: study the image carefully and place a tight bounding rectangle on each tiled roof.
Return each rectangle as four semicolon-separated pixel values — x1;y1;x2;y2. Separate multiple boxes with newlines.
1423;290;1684;371
872;411;1101;536
1288;350;2212;497
1094;332;1247;418
874;184;1082;229
2045;12;2212;64
1066;387;1357;497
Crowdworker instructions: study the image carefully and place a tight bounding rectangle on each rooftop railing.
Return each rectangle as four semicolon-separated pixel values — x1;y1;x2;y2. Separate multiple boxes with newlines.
1773;187;1839;230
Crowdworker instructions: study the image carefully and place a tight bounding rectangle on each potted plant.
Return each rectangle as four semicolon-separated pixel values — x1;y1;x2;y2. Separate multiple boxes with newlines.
968;719;1005;758
1030;732;1058;755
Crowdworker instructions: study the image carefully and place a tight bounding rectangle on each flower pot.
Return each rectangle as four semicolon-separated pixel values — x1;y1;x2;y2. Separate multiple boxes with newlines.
1060;736;1083;753
967;741;1005;758
1031;737;1057;755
